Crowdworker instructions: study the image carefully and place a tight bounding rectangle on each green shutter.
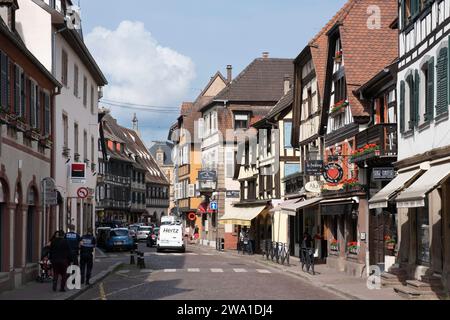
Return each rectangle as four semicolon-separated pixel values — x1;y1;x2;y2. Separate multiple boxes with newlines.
414;69;420;126
400;81;405;133
425;57;434;122
14;65;20;115
437;47;449;116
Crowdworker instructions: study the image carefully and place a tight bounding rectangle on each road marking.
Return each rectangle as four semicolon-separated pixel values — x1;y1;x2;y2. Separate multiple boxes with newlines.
233;268;247;273
108;254;118;258
210;268;223;273
188;268;200;273
116;270;130;274
171;253;183;256
256;269;272;274
202;253;214;256
164;269;177;273
95;259;101;263
186;253;198;256
140;269;153;273
99;282;107;301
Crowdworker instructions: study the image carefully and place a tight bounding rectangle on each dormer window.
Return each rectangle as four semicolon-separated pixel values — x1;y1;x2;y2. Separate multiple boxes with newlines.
234;113;249;130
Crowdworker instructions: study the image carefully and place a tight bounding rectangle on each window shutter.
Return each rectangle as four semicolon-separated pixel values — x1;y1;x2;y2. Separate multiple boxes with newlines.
426;57;435;121
14;65;20;115
0;52;8;109
44;92;50;135
400;80;405;133
436;47;449;115
413;69;420;127
20;73;26;117
36;88;41;130
30;82;36;127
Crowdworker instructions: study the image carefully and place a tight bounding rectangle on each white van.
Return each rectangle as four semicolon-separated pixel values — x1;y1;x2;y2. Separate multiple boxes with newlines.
157;222;186;253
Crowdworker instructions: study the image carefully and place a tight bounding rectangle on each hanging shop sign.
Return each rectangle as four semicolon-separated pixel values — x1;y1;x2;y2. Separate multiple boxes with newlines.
226;190;240;198
323;163;344;184
305;181;324;194
305;160;324;176
188;212;197;221
198;170;217;182
372;167;396;181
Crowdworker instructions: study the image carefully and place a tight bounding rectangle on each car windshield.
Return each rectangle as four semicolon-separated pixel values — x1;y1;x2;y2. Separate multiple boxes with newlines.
110;230;128;237
139;227;152;231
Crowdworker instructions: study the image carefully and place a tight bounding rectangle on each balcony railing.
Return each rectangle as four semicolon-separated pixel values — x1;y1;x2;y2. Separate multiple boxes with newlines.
105;174;131;185
131;203;146;211
97;199;130;209
353;124;397;163
131;181;146;190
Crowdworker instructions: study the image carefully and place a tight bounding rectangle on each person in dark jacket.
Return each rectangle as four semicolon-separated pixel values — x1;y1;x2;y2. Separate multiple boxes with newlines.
65;225;81;265
49;230;72;292
80;228;96;285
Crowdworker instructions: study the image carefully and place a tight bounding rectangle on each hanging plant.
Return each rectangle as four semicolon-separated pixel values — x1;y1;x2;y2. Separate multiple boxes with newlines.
330;100;349;114
351;144;381;161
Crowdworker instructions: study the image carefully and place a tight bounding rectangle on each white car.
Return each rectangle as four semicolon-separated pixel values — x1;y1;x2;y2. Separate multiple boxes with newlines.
157;222;186;253
136;226;152;241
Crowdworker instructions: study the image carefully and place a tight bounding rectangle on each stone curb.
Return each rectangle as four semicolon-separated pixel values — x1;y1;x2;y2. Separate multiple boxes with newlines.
65;262;123;301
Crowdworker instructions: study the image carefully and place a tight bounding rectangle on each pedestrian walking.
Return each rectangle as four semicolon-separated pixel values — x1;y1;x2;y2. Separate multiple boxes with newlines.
49;230;72;292
80;228;96;285
65;225;81;265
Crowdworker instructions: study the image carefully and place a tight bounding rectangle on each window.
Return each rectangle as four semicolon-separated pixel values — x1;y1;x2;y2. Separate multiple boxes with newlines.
63;114;68;149
61;49;68;86
74;123;79;158
307;87;313;116
13;65;23;116
83;76;87;107
247;180;256;201
91;135;95;166
333;77;347;104
44;92;50;135
234;113;249;130
73;64;79;97
285;163;299;177
29;81;37;128
83;130;88;161
284;122;292;148
90;85;95;114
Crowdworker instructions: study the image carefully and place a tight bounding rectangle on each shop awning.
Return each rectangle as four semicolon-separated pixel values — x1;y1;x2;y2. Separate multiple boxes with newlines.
219;205;266;227
281;197;323;216
396;161;450;208
369;169;422;209
197;202;208;214
320;198;355;216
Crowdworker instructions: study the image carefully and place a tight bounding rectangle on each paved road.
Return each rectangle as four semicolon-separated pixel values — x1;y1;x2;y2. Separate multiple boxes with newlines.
77;244;342;300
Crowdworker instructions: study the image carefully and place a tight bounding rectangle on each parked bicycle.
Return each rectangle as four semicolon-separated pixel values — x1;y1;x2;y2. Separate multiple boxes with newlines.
261;240;290;266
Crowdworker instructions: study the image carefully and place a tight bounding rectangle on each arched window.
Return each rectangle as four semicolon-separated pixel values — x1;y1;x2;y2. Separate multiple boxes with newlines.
26;188;37;263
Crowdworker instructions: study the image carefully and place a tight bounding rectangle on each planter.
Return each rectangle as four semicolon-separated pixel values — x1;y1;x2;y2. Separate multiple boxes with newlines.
386;243;396;251
13;120;28;132
39;138;53;149
330;242;339;252
25;129;41;141
348;247;359;255
350;149;381;163
0;110;10;124
330;100;349;116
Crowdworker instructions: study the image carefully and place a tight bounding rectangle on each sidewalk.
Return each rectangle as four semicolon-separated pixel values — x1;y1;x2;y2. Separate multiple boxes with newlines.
0;257;123;301
191;244;405;300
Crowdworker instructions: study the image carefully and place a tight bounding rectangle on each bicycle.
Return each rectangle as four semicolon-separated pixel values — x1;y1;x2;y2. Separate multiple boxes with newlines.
300;247;315;275
279;243;290;266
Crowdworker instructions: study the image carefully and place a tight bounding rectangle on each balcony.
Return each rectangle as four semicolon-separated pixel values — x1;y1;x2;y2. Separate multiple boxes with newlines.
104;174;131;185
97;199;130;210
131;181;146;190
352;124;397;164
131;203;146;211
146;198;170;208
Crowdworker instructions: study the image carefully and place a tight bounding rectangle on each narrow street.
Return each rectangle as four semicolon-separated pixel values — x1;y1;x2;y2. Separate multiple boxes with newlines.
76;244;342;300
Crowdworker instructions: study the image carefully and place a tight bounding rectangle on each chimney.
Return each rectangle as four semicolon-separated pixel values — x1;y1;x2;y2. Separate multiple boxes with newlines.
262;52;270;59
284;75;291;95
226;65;233;83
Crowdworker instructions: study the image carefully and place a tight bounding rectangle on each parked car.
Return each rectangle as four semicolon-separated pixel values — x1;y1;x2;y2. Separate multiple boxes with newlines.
146;227;160;247
137;226;153;241
104;228;135;252
128;229;138;243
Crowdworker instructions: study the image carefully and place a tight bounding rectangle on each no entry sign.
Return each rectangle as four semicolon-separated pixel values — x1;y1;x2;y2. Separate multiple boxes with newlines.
77;187;89;199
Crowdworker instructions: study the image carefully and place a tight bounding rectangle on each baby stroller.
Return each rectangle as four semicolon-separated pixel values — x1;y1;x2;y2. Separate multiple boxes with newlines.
37;245;53;283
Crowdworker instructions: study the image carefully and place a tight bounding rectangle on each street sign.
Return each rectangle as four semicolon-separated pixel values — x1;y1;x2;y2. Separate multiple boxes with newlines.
70;163;86;183
226;190;240;198
198;170;217;182
77;187;89;199
43;177;58;206
210;202;218;211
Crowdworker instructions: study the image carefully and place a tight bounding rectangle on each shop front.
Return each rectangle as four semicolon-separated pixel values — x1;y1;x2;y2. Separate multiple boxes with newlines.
394;160;450;288
219;204;269;252
320;197;368;277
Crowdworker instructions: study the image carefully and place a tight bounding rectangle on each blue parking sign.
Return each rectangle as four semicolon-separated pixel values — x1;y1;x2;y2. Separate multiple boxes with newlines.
210;202;218;211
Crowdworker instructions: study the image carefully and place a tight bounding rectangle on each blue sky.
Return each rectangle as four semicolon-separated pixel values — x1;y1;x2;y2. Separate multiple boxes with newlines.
80;0;347;145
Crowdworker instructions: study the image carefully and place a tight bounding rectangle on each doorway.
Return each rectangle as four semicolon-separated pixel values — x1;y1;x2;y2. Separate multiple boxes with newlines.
416;207;430;266
26;206;35;263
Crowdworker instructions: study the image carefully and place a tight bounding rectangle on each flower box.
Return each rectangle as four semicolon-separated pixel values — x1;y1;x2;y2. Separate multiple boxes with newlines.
12;118;28;132
334;50;343;63
39;137;53;149
25;129;41;141
330;100;349;116
0;108;11;124
330;240;339;252
350;144;381;163
347;242;359;255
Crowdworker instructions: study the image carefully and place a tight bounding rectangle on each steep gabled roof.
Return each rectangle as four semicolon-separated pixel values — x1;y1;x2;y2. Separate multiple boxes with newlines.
266;89;293;121
332;0;398;117
212;58;294;103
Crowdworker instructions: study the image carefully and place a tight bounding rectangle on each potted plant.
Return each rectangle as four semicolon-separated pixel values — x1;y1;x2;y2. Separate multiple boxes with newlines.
335;50;343;63
342;178;363;191
27;127;42;141
330;239;339;252
39;136;53;149
13;116;28;132
0;107;11;124
385;236;396;251
347;242;359;255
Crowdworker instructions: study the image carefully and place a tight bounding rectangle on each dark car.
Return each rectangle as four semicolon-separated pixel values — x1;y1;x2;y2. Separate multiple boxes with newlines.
104;228;135;252
146;227;160;247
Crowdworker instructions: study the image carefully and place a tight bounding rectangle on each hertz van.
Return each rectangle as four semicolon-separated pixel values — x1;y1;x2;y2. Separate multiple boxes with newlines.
157;220;185;253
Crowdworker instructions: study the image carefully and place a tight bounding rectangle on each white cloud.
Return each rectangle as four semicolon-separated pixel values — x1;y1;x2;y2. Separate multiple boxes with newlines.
85;21;195;144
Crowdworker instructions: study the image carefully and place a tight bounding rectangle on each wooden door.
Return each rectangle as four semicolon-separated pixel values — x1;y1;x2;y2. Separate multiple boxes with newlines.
369;212;386;266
